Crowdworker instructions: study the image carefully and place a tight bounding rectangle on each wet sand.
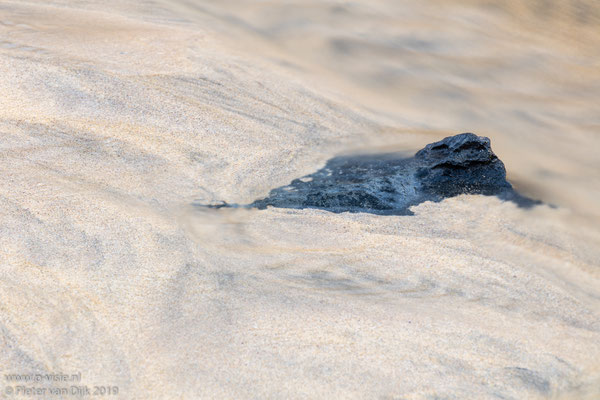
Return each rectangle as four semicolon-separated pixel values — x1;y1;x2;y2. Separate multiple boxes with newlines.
1;1;599;399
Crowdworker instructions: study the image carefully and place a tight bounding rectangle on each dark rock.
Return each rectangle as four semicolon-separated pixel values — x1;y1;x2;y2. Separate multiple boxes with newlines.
200;133;539;215
414;133;512;198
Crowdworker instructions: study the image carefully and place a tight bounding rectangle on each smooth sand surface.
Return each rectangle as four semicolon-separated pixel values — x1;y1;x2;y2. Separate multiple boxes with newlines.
1;1;599;399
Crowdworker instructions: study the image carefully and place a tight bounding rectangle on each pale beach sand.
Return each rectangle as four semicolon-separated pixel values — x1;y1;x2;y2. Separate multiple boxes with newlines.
1;1;599;399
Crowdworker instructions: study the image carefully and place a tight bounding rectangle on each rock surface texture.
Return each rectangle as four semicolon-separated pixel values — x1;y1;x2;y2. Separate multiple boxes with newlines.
245;133;528;215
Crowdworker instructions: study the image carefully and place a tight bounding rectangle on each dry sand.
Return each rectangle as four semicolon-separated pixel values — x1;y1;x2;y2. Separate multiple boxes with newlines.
1;1;599;399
